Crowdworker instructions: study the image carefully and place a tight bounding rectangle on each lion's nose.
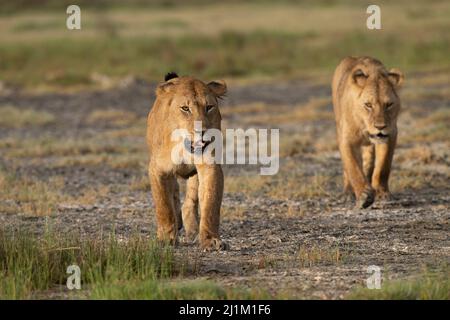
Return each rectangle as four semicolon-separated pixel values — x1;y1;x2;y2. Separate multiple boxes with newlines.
375;123;387;130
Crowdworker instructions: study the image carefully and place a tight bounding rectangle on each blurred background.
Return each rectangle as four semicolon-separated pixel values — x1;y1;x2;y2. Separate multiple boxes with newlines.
0;0;448;90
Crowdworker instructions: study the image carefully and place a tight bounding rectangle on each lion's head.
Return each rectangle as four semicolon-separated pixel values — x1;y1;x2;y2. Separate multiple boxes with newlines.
349;57;404;143
155;72;227;153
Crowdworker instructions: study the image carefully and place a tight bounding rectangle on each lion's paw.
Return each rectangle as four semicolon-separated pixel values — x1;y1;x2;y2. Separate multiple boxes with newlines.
356;188;375;209
376;190;393;201
179;232;198;245
200;237;229;251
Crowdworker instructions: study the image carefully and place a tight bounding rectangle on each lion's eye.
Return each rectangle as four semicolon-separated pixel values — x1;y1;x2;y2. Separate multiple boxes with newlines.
364;102;373;110
180;106;190;112
206;105;215;112
385;102;394;109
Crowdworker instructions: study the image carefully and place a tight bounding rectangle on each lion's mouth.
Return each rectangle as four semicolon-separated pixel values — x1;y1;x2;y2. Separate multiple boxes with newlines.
369;132;389;141
184;137;214;154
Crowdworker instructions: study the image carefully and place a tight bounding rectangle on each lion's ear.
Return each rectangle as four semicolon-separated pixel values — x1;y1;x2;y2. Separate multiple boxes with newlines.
352;69;368;87
388;68;404;88
156;81;175;96
156;72;179;96
207;80;227;98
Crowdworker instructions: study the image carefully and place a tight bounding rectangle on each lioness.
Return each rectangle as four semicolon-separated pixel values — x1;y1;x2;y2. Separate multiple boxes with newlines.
147;72;227;250
332;56;404;208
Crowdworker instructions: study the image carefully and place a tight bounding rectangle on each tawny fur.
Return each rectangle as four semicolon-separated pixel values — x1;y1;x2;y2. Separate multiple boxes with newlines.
332;56;404;208
147;74;227;250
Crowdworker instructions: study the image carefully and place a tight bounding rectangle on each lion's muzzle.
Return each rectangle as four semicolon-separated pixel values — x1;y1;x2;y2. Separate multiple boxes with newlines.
369;132;389;143
184;136;214;154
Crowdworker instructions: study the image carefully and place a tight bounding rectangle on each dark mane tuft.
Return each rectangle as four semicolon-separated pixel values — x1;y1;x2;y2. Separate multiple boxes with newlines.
164;72;179;81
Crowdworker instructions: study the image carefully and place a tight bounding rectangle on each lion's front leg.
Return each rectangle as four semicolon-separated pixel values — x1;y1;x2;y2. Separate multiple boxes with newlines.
149;167;178;244
196;164;225;250
342;171;355;203
372;135;396;200
182;174;199;242
340;142;375;209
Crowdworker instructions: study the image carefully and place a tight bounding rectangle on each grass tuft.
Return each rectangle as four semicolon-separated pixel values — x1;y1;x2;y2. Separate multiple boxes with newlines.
297;245;344;267
86;109;139;127
0;228;273;299
0;170;65;216
0;106;55;128
348;268;450;300
0;228;175;299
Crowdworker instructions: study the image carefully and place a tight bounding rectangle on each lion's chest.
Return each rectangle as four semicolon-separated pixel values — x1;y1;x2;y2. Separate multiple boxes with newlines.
174;163;197;179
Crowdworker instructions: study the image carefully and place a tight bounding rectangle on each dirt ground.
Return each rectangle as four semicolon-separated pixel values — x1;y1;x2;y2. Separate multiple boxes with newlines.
0;73;449;299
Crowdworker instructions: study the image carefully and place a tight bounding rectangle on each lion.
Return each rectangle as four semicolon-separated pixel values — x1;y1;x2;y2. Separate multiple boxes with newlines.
331;56;404;208
146;72;227;250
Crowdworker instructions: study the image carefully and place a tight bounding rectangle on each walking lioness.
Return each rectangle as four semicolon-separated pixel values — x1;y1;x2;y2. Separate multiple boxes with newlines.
147;72;227;250
332;56;404;208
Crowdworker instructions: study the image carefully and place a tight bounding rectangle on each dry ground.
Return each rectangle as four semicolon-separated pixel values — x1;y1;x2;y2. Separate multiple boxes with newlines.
0;71;449;299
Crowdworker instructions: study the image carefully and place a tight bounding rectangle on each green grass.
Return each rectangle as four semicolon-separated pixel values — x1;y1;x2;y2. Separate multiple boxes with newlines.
0;227;272;299
348;269;450;300
1;30;448;88
0;0;245;14
12;20;61;32
0;1;383;14
0;1;448;88
0;228;175;299
91;279;270;299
